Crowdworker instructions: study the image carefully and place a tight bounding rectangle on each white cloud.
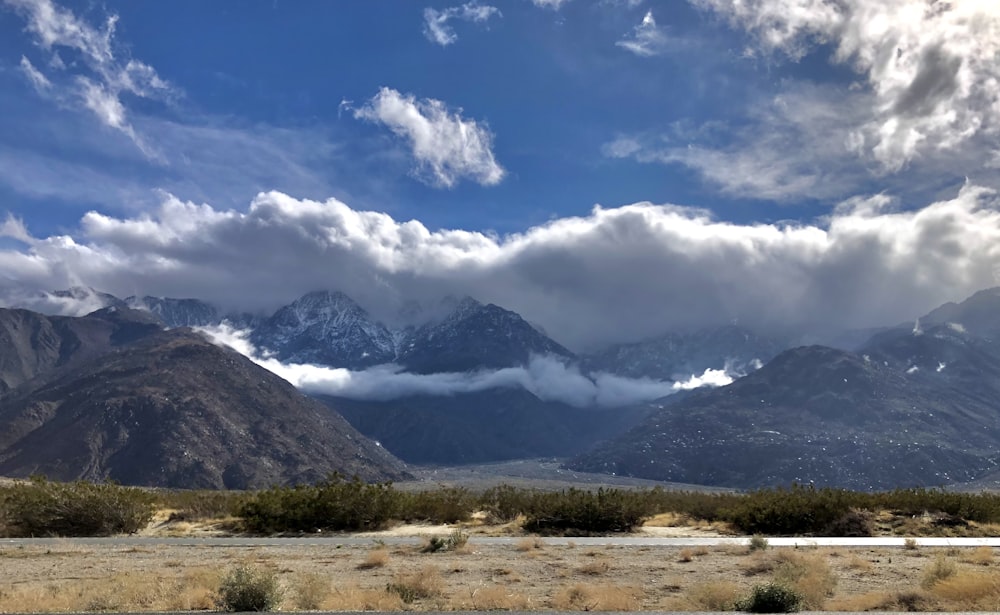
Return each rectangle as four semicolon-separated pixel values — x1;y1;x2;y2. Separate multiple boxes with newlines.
3;0;174;157
423;1;501;46
616;10;669;57
196;323;695;407
604;83;871;201
2;185;1000;351
691;0;1000;172
531;0;571;9
18;56;51;92
672;367;734;390
353;87;505;188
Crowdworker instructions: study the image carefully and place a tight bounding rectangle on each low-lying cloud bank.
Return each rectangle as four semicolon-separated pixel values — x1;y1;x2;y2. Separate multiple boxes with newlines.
198;324;734;407
2;184;1000;350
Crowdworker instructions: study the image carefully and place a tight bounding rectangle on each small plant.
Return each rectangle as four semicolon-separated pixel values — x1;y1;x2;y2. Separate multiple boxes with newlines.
385;566;442;603
291;572;328;610
904;537;919;550
749;535;770;551
420;530;468;553
357;547;390;569
215;563;284;612
736;583;802;613
921;554;957;589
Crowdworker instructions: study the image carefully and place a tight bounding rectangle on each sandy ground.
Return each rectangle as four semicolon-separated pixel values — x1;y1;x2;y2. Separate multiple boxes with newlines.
2;532;999;612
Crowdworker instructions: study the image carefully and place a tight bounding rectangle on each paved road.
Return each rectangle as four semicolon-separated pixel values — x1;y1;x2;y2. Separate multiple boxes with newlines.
3;535;1000;548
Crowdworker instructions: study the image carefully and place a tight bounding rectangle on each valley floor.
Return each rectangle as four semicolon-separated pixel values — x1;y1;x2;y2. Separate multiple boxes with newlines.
2;536;999;611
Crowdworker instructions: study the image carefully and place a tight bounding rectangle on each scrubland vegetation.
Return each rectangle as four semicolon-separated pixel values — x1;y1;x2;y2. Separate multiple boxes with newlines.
5;476;1000;537
5;477;1000;611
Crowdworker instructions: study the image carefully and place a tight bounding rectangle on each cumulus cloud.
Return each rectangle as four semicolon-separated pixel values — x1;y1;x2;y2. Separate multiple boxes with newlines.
3;0;173;157
616;10;669;57
691;0;1000;172
423;1;501;46
2;184;1000;351
197;323;694;407
352;87;505;188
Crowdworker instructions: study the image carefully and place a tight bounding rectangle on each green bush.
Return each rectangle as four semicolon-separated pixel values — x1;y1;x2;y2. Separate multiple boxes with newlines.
238;474;399;533
522;487;654;535
0;477;155;537
748;535;769;551
735;583;802;613
216;563;283;612
421;530;468;553
399;487;475;524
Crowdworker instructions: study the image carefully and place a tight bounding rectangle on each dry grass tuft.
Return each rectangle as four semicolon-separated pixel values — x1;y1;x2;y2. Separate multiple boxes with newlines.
0;570;222;613
327;583;403;611
291;572;329;610
551;583;644;611
515;537;544;552
684;580;742;611
678;548;695;562
921;554;958;589
458;584;532;610
928;571;1000;609
845;554;874;572
962;546;995;566
386;565;444;604
766;549;836;610
577;559;611;575
826;590;896;611
357;546;390;569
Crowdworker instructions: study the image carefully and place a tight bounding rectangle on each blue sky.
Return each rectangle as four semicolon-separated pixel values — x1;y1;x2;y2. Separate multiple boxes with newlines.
2;0;1000;350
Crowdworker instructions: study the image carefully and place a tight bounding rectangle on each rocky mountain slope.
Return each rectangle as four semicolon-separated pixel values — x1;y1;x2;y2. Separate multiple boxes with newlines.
0;311;408;488
582;324;784;379
568;290;1000;490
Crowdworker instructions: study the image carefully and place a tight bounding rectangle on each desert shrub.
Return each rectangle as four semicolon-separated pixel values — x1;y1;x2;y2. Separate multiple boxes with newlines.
215;563;283;612
291;572;329;610
749;535;769;551
385;566;442;603
686;581;742;611
822;508;874;536
921;555;958;589
0;477;154;537
771;550;836;609
420;530;469;553
735;583;802;613
238;474;399;533
156;489;247;521
522;488;654;534
480;484;533;523
399;487;475;524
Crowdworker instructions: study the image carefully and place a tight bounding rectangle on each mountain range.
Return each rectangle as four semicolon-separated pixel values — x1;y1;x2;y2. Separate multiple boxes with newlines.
568;288;1000;490
5;285;1000;490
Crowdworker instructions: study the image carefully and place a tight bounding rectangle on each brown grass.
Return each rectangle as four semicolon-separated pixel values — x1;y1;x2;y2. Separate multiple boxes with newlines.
825;590;896;611
577;559;611;575
765;549;837;610
291;572;329;610
0;569;222;613
929;571;1000;609
386;565;444;603
683;580;742;610
921;554;958;589
326;583;404;610
845;554;874;572
357;546;390;569
962;546;995;566
515;537;544;551
551;583;644;611
456;584;532;610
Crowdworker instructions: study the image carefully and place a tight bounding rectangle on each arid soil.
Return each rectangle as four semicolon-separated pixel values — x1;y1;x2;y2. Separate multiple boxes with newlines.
3;521;1000;612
